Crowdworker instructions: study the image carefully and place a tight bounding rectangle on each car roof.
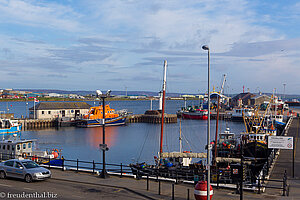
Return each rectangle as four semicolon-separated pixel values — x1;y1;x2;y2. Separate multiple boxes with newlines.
4;159;33;162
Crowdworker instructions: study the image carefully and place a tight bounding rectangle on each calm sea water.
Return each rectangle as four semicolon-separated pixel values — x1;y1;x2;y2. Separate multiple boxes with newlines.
0;100;245;165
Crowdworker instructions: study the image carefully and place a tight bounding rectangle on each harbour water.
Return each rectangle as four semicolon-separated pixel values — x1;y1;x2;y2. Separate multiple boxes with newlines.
0;100;245;165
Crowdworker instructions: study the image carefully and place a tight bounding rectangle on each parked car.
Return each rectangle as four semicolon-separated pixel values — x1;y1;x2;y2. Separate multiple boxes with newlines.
0;159;51;183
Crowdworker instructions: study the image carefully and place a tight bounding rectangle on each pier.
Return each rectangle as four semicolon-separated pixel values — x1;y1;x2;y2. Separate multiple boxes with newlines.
19;119;56;130
127;114;177;124
264;116;300;197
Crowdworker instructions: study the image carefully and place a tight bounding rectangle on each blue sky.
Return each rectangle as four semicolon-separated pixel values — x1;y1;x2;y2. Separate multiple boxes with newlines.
0;0;300;94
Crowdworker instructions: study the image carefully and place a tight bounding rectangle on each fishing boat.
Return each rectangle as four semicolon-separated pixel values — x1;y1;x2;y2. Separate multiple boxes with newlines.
212;128;238;158
76;105;127;127
181;106;208;120
0;134;63;166
130;61;207;180
0;119;22;135
231;107;254;122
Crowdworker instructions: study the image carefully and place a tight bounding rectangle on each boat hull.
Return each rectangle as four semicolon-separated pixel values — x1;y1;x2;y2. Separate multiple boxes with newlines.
0;125;22;135
182;112;208;120
76;116;126;128
243;141;270;158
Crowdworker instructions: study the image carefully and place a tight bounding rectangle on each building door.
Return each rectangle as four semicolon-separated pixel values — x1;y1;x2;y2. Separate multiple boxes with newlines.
75;110;80;118
62;110;65;117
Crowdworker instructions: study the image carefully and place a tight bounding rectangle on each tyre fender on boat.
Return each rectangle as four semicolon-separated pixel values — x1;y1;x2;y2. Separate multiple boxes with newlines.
22;152;27;158
51;149;59;159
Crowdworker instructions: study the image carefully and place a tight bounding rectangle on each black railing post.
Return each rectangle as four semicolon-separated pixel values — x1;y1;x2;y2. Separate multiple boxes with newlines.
147;175;149;191
257;178;261;194
283;170;287;196
187;188;190;200
176;171;178;184
120;163;123;178
62;158;64;171
92;160;95;174
172;183;175;200
76;159;79;172
158;180;161;195
217;170;220;189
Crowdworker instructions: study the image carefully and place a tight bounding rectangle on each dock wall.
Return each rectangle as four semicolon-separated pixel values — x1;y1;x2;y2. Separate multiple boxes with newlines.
127;114;177;123
19;119;56;130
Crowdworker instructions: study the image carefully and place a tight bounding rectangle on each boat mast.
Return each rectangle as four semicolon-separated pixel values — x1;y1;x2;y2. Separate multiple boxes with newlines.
179;117;182;153
160;60;167;155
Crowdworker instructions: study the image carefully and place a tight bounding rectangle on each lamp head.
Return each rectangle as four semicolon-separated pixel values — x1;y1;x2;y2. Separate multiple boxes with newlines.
106;90;111;96
96;90;102;97
202;45;209;50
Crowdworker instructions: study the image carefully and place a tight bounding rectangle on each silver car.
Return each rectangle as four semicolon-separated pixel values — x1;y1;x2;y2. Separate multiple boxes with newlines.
0;159;51;183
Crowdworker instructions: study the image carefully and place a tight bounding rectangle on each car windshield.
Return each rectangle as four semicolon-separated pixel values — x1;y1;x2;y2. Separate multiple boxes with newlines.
22;161;39;169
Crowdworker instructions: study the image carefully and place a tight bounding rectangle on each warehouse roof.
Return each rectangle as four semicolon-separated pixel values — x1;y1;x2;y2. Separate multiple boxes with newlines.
29;102;91;110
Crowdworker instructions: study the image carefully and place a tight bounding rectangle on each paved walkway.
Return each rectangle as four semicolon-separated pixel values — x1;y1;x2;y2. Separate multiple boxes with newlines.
265;117;300;199
49;168;294;199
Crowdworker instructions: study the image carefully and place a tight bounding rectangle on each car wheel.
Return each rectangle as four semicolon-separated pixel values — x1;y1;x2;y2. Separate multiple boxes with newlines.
0;171;6;179
25;174;32;183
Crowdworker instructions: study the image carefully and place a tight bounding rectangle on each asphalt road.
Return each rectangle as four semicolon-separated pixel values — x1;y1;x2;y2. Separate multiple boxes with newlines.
0;177;146;200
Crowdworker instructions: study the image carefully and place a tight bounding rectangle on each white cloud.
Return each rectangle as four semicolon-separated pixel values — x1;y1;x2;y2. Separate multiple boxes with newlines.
0;0;81;32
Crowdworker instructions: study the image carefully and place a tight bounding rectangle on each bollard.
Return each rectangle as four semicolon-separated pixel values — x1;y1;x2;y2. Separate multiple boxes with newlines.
187;188;190;200
194;181;213;200
172;184;175;200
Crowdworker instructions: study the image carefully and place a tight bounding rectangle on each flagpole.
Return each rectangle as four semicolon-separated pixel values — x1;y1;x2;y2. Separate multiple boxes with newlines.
34;99;36;119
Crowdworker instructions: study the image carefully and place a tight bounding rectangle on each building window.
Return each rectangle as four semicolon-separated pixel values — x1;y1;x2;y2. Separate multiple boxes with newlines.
23;144;26;149
3;145;5;150
17;145;20;150
28;143;31;148
48;111;51;114
71;110;74;113
7;145;10;150
42;111;44;114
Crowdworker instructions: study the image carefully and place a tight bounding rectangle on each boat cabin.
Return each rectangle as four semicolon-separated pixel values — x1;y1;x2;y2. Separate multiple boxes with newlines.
0;138;35;160
232;108;254;117
219;128;235;143
0;119;19;129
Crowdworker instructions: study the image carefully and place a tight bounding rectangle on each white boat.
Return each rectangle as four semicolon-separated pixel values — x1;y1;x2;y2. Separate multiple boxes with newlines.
231;108;254;121
0;134;63;166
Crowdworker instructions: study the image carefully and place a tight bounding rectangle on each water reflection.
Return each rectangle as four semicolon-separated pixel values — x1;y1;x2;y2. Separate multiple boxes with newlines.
86;126;119;148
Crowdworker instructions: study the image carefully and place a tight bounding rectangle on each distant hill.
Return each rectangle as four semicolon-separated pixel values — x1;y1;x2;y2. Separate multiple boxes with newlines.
16;89;300;100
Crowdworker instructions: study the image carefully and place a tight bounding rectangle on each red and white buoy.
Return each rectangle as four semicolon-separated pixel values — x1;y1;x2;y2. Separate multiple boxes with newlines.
194;181;213;200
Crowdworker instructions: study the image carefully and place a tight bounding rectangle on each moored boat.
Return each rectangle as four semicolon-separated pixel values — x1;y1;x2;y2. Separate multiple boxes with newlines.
0;134;63;166
181;106;208;120
0;119;22;135
76;105;127;127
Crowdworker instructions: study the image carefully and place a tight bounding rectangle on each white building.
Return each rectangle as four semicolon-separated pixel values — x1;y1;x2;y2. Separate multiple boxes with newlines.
29;102;91;119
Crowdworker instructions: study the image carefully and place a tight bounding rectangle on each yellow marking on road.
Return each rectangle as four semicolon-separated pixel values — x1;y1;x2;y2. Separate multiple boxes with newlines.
114;189;122;193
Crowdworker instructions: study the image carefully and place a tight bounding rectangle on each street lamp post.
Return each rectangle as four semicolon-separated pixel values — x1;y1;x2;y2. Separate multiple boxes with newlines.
202;45;211;200
283;83;286;100
98;90;111;179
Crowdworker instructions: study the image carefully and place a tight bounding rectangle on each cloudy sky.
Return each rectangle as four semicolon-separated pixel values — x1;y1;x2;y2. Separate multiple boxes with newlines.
0;0;299;94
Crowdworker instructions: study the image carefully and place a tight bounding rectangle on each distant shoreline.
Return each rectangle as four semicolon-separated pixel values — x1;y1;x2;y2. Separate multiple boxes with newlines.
0;98;192;102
